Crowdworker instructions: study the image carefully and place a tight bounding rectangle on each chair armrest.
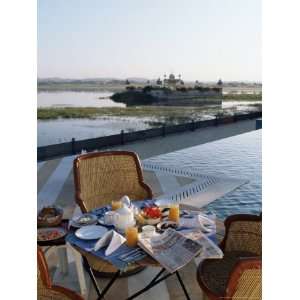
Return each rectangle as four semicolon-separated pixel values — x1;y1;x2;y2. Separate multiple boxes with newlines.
219;214;262;254
225;257;262;299
52;285;84;300
140;181;153;199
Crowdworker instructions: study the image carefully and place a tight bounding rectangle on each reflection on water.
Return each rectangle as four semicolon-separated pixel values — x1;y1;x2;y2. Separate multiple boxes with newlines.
144;130;262;219
37;91;261;147
38;117;152;146
37;91;125;108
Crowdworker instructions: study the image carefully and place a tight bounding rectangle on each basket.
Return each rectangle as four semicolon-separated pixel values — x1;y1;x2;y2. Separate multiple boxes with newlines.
37;206;63;227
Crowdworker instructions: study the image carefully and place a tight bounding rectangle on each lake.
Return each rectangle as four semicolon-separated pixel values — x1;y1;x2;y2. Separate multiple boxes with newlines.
37;91;125;108
37;91;261;147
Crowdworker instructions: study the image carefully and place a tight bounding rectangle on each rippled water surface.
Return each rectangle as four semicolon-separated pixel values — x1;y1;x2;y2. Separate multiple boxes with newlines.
145;130;262;219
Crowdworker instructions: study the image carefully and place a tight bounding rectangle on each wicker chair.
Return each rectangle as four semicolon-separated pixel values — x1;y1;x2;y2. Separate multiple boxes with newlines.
73;151;153;275
73;151;153;212
37;247;84;300
197;214;262;300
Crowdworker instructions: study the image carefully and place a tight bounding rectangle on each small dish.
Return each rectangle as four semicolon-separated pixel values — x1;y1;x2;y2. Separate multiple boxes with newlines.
37;227;66;242
71;213;98;228
75;225;108;240
157;221;178;232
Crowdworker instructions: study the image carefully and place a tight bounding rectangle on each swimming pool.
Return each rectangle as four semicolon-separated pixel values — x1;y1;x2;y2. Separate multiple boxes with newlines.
144;130;262;219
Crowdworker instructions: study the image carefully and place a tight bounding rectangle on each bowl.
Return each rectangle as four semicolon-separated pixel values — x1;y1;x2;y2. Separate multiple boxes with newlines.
144;217;161;225
37;206;63;227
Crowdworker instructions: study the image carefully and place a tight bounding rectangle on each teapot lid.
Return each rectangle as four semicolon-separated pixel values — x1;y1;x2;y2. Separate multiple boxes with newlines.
120;195;131;207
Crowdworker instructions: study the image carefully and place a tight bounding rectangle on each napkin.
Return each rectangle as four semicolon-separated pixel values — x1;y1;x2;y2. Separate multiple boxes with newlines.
93;230;126;256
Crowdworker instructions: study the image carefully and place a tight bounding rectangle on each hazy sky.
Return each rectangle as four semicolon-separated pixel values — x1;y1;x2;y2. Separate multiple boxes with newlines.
38;0;261;81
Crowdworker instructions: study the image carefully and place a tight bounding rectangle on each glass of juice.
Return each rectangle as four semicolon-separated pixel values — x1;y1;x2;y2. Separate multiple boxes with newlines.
111;199;123;211
125;226;138;247
169;204;180;223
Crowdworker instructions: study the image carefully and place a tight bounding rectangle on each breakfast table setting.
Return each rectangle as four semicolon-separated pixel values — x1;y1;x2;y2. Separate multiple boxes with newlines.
56;196;222;300
37;194;224;300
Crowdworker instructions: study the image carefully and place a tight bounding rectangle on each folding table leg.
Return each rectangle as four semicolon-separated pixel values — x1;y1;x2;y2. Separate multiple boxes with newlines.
175;271;191;300
148;268;165;285
126;270;173;300
82;256;103;298
82;255;121;300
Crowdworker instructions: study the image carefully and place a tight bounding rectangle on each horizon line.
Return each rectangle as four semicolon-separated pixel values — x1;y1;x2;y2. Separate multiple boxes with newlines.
37;77;262;83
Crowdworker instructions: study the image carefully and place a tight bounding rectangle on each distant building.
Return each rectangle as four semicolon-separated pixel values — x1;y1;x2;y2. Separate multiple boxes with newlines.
163;73;184;89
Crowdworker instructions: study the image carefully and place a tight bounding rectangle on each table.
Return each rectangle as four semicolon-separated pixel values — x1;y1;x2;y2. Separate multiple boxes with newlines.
67;205;225;300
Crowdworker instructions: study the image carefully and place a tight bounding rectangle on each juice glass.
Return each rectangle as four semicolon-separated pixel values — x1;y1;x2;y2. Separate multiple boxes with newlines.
125;226;138;247
111;199;123;211
169;204;180;223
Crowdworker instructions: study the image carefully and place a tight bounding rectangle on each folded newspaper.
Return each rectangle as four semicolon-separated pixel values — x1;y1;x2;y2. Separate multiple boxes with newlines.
138;228;223;273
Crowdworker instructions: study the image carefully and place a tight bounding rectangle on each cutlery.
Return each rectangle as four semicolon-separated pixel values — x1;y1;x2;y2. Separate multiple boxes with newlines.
119;248;143;260
121;252;145;262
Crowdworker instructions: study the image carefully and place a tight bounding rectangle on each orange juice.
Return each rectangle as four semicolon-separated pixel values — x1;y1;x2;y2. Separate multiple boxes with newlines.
125;227;138;247
169;204;180;222
111;200;123;211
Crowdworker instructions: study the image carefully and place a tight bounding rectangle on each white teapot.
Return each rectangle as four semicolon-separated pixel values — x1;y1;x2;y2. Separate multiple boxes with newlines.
113;205;135;232
120;195;131;208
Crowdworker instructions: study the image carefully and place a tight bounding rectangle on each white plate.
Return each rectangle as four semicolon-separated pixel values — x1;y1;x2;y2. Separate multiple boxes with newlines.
75;225;108;240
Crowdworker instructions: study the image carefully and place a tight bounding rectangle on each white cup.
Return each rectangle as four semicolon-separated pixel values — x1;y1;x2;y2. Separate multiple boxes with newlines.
104;211;115;225
142;225;156;238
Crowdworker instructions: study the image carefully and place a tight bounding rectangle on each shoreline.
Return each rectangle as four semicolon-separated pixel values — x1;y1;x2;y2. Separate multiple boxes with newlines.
37;102;262;121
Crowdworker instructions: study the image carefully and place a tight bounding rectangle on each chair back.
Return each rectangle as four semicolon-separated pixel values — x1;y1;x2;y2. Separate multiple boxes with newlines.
73;151;153;212
222;214;262;256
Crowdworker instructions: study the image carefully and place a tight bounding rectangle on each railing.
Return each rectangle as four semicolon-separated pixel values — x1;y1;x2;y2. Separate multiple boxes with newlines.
37;111;262;161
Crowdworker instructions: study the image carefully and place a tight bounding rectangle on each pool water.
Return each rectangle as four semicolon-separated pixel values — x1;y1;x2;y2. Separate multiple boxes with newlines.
144;130;262;219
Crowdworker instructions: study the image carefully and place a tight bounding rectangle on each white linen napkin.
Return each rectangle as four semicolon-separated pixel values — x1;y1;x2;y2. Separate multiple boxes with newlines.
93;230;126;256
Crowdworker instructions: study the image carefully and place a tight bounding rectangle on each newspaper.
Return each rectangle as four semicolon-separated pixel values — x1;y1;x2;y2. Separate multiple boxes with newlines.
138;228;222;273
179;228;223;260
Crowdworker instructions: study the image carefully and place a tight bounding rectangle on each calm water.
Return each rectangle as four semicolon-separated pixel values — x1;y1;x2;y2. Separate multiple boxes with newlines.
37;91;125;108
37;91;261;147
145;130;262;219
38;117;153;146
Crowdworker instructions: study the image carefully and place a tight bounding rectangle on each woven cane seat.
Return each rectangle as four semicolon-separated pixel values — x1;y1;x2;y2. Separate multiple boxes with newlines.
197;251;257;297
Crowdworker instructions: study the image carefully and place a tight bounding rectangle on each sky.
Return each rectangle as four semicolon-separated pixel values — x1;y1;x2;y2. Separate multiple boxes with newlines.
38;0;261;82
